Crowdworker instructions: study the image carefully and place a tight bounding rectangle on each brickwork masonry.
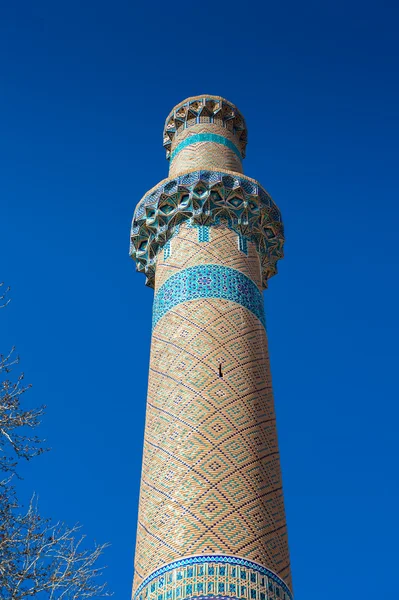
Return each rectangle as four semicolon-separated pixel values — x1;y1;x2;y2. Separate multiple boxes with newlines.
130;95;292;600
132;226;292;595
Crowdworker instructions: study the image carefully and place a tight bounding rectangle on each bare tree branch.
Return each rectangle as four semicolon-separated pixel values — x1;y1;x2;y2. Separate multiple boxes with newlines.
0;348;47;477
0;286;111;599
0;487;110;599
0;283;11;309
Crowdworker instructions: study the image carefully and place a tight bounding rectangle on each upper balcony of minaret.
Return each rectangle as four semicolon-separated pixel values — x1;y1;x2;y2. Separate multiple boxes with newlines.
164;96;247;177
130;95;284;290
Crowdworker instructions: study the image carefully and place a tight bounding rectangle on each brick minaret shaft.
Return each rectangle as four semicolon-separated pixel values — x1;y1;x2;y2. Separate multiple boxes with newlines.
130;96;292;600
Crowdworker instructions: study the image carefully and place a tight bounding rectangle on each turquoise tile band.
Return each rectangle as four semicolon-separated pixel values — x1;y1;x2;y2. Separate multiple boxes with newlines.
134;554;292;600
152;265;265;330
170;133;242;161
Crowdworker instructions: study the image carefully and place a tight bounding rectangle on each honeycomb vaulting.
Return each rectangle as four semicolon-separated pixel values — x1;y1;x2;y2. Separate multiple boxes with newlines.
130;96;293;600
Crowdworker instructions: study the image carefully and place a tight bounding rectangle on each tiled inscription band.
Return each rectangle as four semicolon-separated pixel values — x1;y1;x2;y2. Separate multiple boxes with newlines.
152;265;266;331
134;555;292;600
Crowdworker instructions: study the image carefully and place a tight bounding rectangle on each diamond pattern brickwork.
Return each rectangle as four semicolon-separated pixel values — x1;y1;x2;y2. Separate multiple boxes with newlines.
130;95;293;600
132;226;292;596
169;123;244;177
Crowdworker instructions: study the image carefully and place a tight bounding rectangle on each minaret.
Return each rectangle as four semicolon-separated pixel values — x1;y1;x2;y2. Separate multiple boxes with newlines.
130;96;292;600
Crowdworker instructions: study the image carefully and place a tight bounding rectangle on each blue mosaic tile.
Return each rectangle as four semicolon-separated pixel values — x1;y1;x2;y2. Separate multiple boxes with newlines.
170;133;242;162
152;265;266;331
163;240;171;260
134;555;292;600
238;235;248;255
198;225;210;242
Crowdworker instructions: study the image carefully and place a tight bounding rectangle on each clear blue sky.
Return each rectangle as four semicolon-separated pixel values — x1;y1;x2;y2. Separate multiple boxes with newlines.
1;1;398;598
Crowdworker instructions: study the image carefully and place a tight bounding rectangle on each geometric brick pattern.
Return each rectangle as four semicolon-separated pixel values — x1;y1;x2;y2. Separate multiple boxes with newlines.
130;95;292;600
171;133;242;161
132;226;292;595
169;124;244;177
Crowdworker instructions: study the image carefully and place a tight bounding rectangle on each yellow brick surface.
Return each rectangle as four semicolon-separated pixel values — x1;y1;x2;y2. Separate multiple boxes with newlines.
169;123;243;177
132;226;292;594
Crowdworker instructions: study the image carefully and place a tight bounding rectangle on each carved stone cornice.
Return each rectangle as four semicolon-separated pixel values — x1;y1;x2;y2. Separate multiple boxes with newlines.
130;169;284;289
163;96;247;160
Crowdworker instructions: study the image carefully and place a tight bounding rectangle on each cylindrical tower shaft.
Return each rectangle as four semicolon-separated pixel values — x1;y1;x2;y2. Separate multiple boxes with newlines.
130;96;292;600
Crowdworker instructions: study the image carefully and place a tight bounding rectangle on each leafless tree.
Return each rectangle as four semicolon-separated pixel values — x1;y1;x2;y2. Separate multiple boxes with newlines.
1;282;11;309
0;347;45;477
0;285;110;599
0;489;109;600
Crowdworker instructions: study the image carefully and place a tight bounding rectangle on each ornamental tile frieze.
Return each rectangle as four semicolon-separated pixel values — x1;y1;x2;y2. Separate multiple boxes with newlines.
130;170;284;290
163;96;247;159
152;265;266;331
134;556;292;600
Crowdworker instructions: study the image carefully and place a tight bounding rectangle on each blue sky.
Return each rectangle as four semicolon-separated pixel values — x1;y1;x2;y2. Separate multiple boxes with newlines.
1;1;398;598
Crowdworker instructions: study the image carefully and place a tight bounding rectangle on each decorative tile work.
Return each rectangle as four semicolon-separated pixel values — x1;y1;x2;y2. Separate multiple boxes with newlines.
155;224;262;292
238;235;248;255
163;240;171;260
131;97;292;600
152;265;266;331
163;96;247;159
133;225;292;594
198;225;210;243
171;133;242;162
169;221;209;243
130;170;284;289
135;556;292;600
168;123;244;178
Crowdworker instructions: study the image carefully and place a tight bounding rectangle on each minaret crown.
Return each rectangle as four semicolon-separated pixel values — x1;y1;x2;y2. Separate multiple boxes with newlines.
164;96;247;177
130;96;284;290
163;95;247;157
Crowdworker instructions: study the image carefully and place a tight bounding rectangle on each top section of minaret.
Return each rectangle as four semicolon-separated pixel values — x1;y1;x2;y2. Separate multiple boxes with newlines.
130;94;285;289
163;95;247;177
